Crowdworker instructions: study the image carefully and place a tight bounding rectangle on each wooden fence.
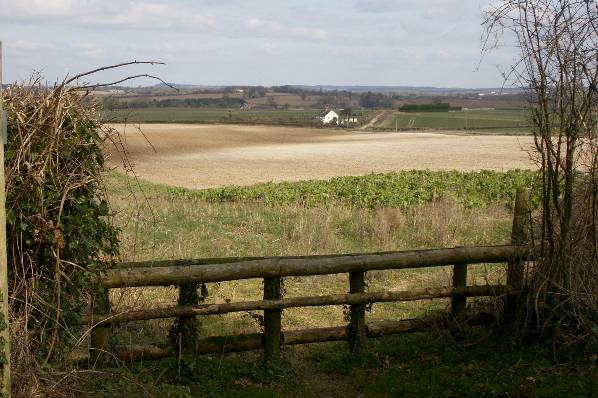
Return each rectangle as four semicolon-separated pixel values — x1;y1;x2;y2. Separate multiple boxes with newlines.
78;189;533;364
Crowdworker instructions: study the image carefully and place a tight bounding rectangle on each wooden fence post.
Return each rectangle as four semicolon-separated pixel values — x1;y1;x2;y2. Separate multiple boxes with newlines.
506;188;531;314
0;40;11;396
451;262;468;319
90;287;111;365
174;283;200;355
263;277;282;361
348;271;366;356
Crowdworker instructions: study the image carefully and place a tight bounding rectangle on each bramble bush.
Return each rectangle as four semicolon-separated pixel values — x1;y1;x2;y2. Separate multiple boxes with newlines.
3;77;120;373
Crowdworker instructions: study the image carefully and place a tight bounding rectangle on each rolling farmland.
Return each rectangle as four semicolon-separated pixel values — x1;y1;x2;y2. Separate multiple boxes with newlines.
105;107;327;125
105;106;531;133
378;109;531;133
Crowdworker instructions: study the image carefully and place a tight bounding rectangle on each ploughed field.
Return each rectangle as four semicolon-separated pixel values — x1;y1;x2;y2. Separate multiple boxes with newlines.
108;123;534;189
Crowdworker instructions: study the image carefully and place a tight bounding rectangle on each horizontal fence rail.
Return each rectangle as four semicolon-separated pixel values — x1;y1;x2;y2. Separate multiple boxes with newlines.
71;314;495;364
84;243;534;364
101;244;535;288
81;284;518;326
79;187;533;365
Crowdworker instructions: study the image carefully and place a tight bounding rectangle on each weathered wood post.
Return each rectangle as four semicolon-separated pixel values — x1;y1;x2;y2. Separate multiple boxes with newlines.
173;283;200;355
90;287;111;364
506;188;531;315
263;277;282;361
0;40;11;396
348;271;366;356
451;262;468;319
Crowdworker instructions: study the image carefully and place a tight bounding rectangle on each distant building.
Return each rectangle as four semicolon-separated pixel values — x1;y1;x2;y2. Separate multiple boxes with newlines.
316;109;339;125
338;109;360;125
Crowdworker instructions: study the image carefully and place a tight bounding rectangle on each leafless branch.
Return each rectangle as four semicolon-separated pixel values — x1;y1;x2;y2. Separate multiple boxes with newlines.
63;60;165;86
77;74;178;91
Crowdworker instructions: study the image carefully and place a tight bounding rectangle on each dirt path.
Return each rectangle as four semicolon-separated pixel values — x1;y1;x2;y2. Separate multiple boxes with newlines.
359;110;389;130
107;123;535;189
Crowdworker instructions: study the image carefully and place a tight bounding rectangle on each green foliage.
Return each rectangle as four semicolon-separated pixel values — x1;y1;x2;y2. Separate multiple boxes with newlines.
158;170;538;210
4;82;120;358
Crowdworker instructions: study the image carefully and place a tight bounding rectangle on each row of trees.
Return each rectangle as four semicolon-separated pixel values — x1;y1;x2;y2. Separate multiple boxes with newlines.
101;96;245;109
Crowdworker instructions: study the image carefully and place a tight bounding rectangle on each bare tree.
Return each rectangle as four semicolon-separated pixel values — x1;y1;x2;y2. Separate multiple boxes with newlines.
483;0;597;331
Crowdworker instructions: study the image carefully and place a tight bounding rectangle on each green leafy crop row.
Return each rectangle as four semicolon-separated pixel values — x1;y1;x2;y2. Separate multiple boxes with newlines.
159;170;539;209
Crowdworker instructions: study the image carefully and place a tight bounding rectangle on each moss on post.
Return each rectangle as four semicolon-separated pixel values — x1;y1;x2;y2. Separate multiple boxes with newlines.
263;277;282;361
170;283;200;356
90;287;111;365
348;271;366;356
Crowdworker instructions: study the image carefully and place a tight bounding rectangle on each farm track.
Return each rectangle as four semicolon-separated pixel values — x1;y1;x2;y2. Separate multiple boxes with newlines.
107;123;534;189
359;110;390;130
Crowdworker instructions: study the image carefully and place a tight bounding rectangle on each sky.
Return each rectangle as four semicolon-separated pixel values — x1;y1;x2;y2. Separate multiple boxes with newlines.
0;0;516;88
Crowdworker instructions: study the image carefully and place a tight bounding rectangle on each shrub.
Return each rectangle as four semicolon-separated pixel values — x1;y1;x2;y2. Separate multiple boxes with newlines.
3;76;120;370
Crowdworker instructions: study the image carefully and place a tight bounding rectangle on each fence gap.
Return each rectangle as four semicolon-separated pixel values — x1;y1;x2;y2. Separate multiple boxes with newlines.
90;287;111;364
263;277;282;361
451;262;468;319
348;271;366;356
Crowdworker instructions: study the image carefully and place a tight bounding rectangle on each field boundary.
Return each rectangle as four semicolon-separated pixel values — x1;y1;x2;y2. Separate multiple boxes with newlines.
75;190;533;365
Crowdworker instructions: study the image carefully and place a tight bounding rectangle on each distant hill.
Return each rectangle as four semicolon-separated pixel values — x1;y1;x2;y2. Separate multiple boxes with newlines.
146;83;523;95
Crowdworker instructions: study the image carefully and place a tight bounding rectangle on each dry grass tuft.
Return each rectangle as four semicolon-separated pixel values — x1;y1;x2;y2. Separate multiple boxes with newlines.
373;207;405;245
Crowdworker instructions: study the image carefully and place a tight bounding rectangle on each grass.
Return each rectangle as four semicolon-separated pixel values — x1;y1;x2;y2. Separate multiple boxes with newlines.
63;170;594;397
82;332;597;397
378;109;532;133
106;171;517;337
104;107;325;125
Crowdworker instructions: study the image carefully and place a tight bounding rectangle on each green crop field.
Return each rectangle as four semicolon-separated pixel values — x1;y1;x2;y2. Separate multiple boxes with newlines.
379;109;531;133
104;107;325;125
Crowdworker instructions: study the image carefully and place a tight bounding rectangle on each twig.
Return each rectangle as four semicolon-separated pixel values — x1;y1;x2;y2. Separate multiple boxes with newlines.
78;74;178;91
63;60;165;86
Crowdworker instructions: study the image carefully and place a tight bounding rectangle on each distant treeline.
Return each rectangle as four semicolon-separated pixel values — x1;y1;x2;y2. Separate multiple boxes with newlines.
399;103;462;112
103;97;246;109
359;92;395;109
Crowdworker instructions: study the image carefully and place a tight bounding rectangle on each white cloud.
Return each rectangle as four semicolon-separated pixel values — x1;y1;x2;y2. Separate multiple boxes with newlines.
261;43;277;54
0;0;214;30
0;0;78;18
244;18;330;41
0;0;516;87
84;2;214;29
72;42;105;59
354;0;460;15
8;40;55;51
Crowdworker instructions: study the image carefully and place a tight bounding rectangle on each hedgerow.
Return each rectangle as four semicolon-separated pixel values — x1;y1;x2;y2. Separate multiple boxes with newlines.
3;77;120;373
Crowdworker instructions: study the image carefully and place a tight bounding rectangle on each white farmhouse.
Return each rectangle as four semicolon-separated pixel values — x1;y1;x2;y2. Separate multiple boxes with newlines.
316;109;339;125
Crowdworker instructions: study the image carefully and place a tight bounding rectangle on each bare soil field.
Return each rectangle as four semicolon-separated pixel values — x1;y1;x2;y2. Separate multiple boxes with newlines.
107;123;535;189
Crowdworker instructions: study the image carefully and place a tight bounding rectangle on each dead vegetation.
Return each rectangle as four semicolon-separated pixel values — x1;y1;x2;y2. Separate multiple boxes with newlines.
1;63;167;396
484;0;597;339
